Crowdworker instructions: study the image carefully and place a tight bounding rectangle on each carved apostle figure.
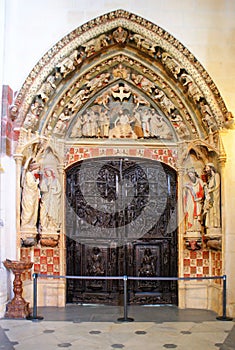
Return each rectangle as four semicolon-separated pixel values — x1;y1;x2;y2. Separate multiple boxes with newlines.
40;168;61;232
183;168;205;231
203;163;221;229
21;160;41;229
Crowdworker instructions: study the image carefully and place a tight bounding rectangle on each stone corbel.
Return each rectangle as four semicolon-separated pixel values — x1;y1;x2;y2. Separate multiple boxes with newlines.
184;231;203;251
40;234;60;248
185;238;202;251
204;235;222;251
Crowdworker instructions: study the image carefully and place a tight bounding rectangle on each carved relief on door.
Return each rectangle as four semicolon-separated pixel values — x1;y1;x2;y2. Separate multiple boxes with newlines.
66;157;178;305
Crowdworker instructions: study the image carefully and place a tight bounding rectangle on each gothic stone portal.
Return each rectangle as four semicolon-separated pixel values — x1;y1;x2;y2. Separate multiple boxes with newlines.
66;157;178;305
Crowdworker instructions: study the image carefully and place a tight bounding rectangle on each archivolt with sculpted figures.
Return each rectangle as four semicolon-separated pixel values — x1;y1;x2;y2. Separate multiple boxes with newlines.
10;10;233;147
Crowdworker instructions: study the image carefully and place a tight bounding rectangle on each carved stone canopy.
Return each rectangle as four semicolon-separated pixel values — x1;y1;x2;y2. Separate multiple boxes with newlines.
10;9;233;152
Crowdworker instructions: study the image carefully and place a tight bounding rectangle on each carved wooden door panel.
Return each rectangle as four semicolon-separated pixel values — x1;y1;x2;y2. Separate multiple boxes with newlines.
66;157;178;305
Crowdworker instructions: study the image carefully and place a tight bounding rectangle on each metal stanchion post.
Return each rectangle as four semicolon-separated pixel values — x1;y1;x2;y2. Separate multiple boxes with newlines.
216;275;233;321
117;275;134;322
27;273;44;321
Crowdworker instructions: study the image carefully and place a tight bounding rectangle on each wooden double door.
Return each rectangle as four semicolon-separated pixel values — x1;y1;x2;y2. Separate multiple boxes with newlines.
66;157;178;305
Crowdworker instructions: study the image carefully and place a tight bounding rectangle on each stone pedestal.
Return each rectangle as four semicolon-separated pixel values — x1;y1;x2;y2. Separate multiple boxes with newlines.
3;260;33;319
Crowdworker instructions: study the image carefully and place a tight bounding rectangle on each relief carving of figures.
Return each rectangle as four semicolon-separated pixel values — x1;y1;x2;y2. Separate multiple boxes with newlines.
67;89;89;114
139;248;156;291
40;168;61;232
39;59;192;141
54;107;71;135
112;64;130;79
24;101;42;130
20;159;41;230
87;247;105;290
87;247;105;276
183;168;205;232
133;92;150;109
98;109;110;138
47;68;63;87
132;110;144;138
94;92;110;110
140;109;151;137
131;73;155;93
70;116;84;138
85;73;110;93
203;163;221;230
199;101;215;130
36;78;56;104
169;113;190;140
161;52;183;79
112;27;128;44
69;97;174;141
139;248;156;277
153;88;176;115
130;33;157;56
82;34;110;57
149;109;173;139
181;74;203;104
109;108;137;139
82;110;99;137
56;49;85;78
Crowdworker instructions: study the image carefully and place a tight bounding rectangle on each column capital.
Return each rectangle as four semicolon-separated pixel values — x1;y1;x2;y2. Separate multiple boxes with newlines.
13;154;24;162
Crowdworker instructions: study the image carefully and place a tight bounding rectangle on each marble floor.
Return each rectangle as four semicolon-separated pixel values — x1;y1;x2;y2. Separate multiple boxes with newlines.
0;305;234;350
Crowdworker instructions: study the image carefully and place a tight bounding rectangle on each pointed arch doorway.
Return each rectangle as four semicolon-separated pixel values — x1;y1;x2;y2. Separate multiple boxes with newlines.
66;156;178;305
11;9;232;313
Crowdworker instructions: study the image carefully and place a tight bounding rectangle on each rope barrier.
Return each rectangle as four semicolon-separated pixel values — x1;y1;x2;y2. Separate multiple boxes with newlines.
27;274;233;322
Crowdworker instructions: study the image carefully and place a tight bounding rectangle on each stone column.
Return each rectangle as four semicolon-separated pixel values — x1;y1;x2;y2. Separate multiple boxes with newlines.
57;163;65;270
177;166;186;308
218;145;226;276
14;154;24;256
219;130;235;317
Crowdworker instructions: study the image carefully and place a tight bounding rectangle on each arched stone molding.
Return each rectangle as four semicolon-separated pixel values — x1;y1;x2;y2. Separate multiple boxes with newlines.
10;9;233;147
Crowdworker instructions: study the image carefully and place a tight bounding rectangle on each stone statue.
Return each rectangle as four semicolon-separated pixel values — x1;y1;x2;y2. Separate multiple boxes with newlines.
40;168;61;232
141;109;151;137
181;74;203;104
98;109;110;138
161;52;183;79
153;89;175;115
109;108;137;139
70;116;84;138
21;160;41;230
203;163;221;229
56;49;83;78
183;168;205;231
